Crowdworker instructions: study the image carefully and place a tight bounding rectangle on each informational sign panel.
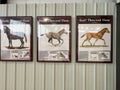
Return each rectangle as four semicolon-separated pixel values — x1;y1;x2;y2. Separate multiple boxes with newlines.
76;15;113;63
0;16;33;61
37;16;71;62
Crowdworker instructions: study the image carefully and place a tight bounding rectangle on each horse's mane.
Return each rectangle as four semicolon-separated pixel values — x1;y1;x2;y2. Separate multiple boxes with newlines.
98;28;108;33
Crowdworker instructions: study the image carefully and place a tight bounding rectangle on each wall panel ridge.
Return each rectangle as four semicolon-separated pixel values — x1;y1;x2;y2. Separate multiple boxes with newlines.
0;2;116;90
7;0;116;4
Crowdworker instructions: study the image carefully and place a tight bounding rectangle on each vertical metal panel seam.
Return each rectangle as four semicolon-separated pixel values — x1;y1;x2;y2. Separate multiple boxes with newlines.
32;4;36;90
112;3;115;90
105;3;108;15
24;62;27;90
73;3;76;90
64;3;66;90
54;3;56;90
5;4;8;90
104;2;107;90
24;4;27;90
43;4;46;90
53;4;55;90
54;63;56;90
74;3;77;90
84;3;86;90
15;62;17;90
14;5;17;90
114;3;116;90
112;3;116;90
5;62;7;90
94;3;97;90
44;4;46;90
34;4;37;90
62;2;65;86
63;64;65;90
64;4;66;90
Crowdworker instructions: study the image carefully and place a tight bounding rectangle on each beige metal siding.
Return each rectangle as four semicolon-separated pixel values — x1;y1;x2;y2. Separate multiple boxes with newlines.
7;0;115;4
117;0;120;3
0;3;116;90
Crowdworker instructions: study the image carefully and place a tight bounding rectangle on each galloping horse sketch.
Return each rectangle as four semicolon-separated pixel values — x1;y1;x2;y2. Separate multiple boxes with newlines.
80;28;110;46
40;29;67;46
3;26;27;48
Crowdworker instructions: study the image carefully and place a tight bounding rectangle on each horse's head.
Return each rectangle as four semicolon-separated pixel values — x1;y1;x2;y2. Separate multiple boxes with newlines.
104;28;110;33
61;29;68;34
3;26;10;34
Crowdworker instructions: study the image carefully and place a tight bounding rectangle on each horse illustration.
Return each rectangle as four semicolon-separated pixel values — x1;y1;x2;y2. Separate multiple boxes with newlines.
80;28;110;46
40;29;67;46
3;26;27;48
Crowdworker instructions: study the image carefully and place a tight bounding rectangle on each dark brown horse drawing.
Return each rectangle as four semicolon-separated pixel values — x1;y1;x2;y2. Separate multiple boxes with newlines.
40;29;67;46
81;28;110;46
3;26;27;48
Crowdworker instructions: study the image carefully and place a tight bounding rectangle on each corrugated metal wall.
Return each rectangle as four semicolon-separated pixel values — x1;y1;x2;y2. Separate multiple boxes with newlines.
8;0;116;4
0;3;116;90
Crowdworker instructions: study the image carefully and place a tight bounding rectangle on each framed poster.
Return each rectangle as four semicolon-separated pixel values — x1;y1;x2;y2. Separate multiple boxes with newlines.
37;16;71;62
76;16;113;63
0;16;33;61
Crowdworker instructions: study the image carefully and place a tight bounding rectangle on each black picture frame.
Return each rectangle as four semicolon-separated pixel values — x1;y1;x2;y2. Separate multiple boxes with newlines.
0;0;7;4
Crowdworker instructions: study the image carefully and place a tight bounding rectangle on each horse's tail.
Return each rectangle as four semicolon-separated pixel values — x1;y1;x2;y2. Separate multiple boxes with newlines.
81;33;86;38
24;34;27;42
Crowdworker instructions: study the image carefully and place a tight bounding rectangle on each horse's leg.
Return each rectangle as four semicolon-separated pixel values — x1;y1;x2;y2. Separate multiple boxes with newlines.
101;38;106;45
8;40;10;47
19;39;21;47
48;38;52;43
82;39;88;46
49;38;56;46
93;39;98;46
22;39;24;47
9;40;13;47
88;39;92;46
48;38;54;45
22;40;24;47
56;39;61;46
20;39;24;47
49;38;59;46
